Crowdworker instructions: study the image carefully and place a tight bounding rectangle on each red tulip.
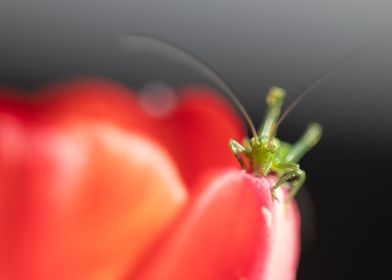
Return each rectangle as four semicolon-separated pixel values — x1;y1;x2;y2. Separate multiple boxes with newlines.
0;78;300;280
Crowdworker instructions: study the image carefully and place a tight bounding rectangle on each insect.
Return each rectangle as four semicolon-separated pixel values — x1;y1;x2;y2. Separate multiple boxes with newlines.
228;87;321;201
121;35;335;202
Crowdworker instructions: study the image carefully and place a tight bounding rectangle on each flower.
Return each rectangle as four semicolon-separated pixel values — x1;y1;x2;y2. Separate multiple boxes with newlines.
0;78;300;280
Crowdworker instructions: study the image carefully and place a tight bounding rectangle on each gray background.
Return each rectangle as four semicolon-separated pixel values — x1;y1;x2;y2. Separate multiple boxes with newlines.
1;1;392;279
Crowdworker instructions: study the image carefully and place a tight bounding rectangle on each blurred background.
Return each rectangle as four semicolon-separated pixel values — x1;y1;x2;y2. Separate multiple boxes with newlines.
1;1;391;279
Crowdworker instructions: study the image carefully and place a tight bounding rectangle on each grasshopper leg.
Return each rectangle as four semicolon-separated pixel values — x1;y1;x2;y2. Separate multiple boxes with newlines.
285;123;322;163
272;162;306;202
228;139;248;170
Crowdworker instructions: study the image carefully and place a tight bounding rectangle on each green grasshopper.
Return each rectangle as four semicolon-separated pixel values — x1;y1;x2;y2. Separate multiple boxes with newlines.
123;35;323;202
229;87;322;201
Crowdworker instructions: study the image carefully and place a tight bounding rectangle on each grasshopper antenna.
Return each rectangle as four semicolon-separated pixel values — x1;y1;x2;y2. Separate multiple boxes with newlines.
119;34;258;138
274;47;364;133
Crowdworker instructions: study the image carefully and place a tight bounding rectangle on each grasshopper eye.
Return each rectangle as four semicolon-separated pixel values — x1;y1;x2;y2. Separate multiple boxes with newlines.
269;139;279;152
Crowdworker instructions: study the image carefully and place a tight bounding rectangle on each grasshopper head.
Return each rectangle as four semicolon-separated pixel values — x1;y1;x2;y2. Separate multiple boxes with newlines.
250;136;279;176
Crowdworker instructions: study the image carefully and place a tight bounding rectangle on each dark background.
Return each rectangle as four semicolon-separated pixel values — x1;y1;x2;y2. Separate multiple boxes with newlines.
1;1;392;279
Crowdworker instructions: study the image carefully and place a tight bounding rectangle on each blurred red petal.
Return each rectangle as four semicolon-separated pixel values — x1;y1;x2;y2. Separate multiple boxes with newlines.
145;86;246;187
0;112;187;279
1;81;245;187
39;79;147;126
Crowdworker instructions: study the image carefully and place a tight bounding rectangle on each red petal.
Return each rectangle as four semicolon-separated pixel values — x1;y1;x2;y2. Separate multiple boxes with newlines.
263;176;301;280
131;169;300;280
145;86;246;187
0;113;187;279
39;79;147;125
2;81;246;187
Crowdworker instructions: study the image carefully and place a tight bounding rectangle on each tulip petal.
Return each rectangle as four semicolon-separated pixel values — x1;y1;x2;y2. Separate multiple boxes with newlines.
144;86;246;187
43;79;144;121
2;81;246;187
131;169;299;280
263;177;301;280
0;114;187;280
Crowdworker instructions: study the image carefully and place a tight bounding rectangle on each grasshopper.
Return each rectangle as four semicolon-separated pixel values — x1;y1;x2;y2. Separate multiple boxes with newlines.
229;87;321;201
